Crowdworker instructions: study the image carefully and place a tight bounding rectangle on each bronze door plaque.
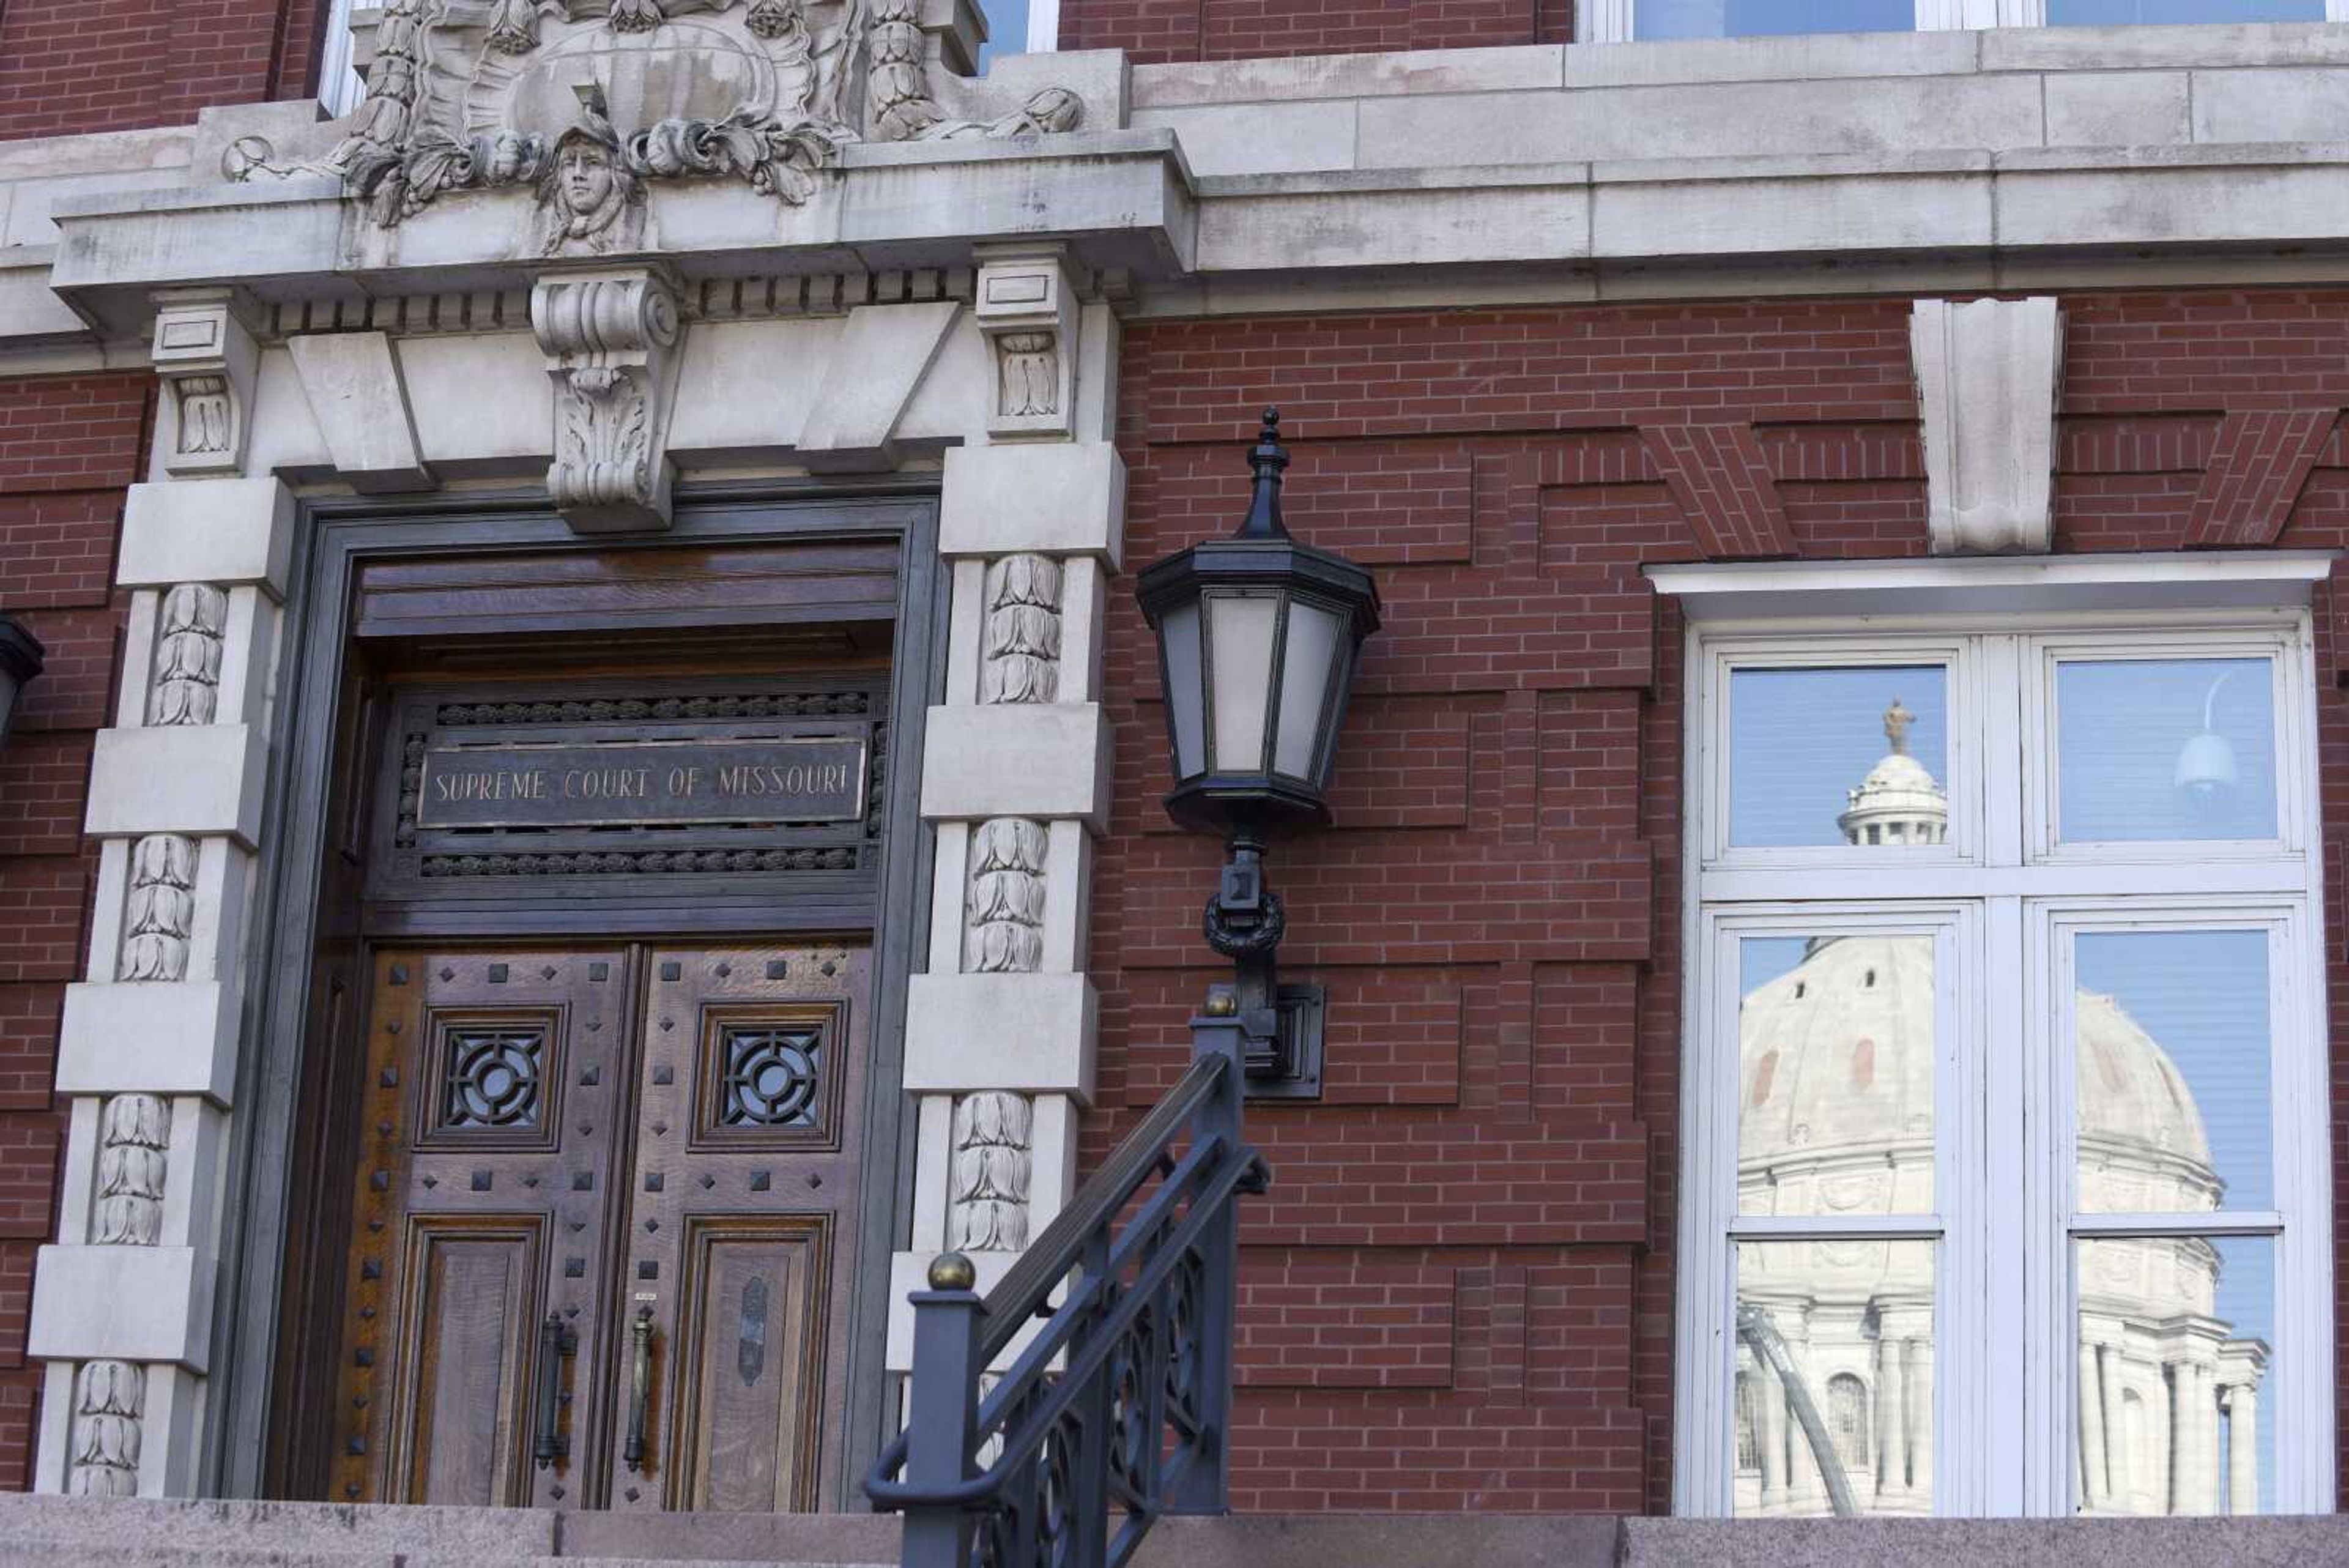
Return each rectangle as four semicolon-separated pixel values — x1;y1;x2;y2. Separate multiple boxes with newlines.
417;738;869;830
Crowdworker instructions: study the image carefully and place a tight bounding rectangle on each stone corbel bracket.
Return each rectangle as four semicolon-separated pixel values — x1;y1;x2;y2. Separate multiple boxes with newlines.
530;266;686;533
974;245;1080;441
1911;295;2065;555
150;289;261;479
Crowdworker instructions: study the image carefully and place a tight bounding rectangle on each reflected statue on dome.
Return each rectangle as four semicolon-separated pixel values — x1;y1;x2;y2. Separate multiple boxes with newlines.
1732;700;2267;1520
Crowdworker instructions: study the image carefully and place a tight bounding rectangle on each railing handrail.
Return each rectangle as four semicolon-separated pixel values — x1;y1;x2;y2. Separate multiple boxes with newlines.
976;1050;1230;1361
864;1014;1262;1568
864;1132;1261;1511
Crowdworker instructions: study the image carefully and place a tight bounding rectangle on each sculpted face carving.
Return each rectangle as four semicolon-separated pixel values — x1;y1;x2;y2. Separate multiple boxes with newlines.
560;138;615;213
535;117;644;255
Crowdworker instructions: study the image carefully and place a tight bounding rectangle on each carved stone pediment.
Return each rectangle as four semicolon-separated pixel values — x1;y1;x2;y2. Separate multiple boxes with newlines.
319;0;1085;236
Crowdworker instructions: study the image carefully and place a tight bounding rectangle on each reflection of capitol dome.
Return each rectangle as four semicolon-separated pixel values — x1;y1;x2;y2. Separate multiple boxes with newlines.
2076;991;2219;1209
1835;697;1948;847
1734;704;2264;1519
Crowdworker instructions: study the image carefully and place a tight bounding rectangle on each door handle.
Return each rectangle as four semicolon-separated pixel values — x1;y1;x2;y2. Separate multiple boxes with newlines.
623;1304;656;1473
532;1312;577;1470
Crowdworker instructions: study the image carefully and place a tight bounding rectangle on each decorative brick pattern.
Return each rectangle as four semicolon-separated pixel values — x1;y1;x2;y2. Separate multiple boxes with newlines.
2184;409;2340;548
1640;422;1797;559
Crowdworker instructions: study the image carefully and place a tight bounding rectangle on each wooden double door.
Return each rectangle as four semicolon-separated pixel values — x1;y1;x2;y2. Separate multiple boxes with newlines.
332;940;869;1513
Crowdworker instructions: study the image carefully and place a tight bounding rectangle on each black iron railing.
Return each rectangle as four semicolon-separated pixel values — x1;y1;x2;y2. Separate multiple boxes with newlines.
866;1005;1268;1568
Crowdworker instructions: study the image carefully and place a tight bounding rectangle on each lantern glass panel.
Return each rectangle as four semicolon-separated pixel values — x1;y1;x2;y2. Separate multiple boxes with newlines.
1162;602;1206;779
1274;599;1343;779
1208;592;1281;774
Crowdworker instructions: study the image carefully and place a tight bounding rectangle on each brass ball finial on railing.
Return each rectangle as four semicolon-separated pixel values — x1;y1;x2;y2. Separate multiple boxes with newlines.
927;1250;977;1291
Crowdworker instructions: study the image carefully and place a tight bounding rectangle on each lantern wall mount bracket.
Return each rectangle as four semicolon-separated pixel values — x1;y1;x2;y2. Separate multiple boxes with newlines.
1203;828;1325;1097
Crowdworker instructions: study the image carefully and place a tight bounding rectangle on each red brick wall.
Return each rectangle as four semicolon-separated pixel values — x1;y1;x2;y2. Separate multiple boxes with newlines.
1063;0;1570;67
1096;290;2349;1511
0;373;146;1487
0;0;324;142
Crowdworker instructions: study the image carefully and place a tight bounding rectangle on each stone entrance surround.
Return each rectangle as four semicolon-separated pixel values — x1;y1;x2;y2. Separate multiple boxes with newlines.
24;0;1141;1481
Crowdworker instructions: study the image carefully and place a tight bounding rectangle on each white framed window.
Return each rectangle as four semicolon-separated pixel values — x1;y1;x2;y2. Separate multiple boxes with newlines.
317;0;366;116
1579;0;2343;45
1656;553;2336;1519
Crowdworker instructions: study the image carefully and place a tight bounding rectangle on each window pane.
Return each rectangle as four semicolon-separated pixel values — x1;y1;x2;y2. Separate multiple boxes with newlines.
2074;1237;2271;1515
2074;931;2269;1215
1161;604;1204;778
978;0;1030;64
2049;0;2318;21
2055;657;2277;843
1272;601;1342;779
1206;593;1278;773
1740;934;1935;1216
1734;1239;1935;1515
1729;666;1949;848
1638;0;1912;37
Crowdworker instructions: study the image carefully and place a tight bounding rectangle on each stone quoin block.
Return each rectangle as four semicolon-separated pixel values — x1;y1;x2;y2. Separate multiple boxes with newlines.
56;981;242;1105
903;972;1099;1100
938;441;1127;564
117;478;295;593
918;703;1110;830
27;1244;212;1369
85;725;267;845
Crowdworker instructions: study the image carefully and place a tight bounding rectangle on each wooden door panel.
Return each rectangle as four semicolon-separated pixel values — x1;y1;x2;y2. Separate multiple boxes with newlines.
336;948;633;1508
672;1216;830;1512
606;944;870;1514
392;1217;544;1506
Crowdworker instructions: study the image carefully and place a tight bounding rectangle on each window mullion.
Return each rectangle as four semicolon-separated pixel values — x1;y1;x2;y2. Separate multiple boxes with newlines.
1985;894;2032;1516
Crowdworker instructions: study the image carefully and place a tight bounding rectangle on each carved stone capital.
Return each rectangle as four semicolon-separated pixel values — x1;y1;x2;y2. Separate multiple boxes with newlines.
150;290;259;479
974;247;1078;440
530;267;686;533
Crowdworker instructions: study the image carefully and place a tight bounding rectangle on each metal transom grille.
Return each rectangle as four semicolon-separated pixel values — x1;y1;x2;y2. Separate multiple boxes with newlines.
442;1028;544;1129
719;1025;822;1128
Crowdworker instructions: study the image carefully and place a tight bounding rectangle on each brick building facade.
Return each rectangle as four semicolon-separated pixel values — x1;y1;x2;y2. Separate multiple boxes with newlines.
0;0;2346;1549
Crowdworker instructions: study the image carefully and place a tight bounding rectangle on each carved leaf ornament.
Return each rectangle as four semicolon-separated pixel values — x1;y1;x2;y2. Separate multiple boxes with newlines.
313;0;1085;230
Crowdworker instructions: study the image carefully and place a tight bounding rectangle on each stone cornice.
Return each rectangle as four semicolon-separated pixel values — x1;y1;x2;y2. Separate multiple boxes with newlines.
20;24;2349;347
42;131;1193;340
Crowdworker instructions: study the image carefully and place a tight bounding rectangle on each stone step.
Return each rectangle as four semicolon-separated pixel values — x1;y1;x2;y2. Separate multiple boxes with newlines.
0;1546;392;1568
0;1549;890;1568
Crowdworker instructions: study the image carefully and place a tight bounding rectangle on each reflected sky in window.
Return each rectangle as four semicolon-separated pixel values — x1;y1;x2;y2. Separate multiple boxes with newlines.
1638;0;1911;37
2049;0;2317;21
978;0;1030;65
1729;666;1947;848
2057;658;2276;843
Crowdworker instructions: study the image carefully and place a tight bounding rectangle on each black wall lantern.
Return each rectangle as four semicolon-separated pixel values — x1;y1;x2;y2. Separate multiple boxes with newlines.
0;618;45;752
1136;410;1380;1094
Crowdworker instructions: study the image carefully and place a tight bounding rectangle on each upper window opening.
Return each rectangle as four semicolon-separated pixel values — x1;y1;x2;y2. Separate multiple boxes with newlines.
1636;0;1909;39
2046;0;2321;21
2054;655;2279;846
1729;666;1950;850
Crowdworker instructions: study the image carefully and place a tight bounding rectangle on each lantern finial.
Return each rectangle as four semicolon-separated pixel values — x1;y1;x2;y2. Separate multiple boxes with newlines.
1237;407;1291;541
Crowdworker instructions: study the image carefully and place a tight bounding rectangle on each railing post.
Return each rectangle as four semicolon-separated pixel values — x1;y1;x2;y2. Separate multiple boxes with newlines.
902;1251;985;1568
1167;992;1250;1515
1069;1225;1115;1568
